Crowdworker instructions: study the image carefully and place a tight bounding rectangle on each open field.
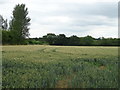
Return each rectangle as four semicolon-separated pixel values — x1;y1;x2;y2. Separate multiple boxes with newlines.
2;45;119;88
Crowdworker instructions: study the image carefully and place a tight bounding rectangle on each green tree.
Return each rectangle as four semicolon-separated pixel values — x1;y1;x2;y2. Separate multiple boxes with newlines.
68;35;80;46
43;33;56;45
80;35;94;46
55;34;67;45
10;4;31;44
2;30;12;44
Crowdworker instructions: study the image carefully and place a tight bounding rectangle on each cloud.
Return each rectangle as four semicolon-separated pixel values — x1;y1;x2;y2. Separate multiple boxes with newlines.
0;0;118;38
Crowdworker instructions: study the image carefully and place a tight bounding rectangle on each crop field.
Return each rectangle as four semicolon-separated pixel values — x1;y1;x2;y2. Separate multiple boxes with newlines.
2;45;119;88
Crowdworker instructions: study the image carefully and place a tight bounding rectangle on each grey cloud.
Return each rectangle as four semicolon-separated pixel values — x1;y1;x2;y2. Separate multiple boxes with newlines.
0;0;6;4
0;0;118;38
28;1;118;38
32;2;117;27
48;2;117;18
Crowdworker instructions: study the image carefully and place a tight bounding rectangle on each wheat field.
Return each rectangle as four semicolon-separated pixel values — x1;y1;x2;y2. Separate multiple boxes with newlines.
2;45;119;88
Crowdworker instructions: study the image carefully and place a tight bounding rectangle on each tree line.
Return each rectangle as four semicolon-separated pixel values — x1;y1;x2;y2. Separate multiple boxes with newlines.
0;4;120;46
2;31;120;46
27;33;120;46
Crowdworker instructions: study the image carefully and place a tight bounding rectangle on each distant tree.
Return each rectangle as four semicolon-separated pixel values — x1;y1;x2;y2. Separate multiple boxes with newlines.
68;35;80;46
43;33;56;45
10;4;31;44
99;37;108;46
99;37;119;46
55;34;67;45
0;15;8;30
80;35;94;46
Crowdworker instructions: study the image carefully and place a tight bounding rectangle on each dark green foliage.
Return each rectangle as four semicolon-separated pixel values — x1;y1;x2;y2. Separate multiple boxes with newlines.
10;4;30;44
2;30;12;45
55;34;67;45
68;35;80;46
43;33;57;45
99;37;120;46
42;33;119;46
2;31;120;45
80;35;94;46
27;39;48;45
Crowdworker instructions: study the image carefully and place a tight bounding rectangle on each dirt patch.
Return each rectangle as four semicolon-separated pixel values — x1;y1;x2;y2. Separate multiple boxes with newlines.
55;74;76;88
99;66;106;70
55;79;68;88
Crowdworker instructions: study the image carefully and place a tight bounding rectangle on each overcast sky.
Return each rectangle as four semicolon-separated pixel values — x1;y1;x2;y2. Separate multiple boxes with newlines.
0;0;118;38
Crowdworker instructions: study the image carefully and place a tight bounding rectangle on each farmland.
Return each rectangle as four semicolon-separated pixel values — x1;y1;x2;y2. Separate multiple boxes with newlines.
2;45;119;88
